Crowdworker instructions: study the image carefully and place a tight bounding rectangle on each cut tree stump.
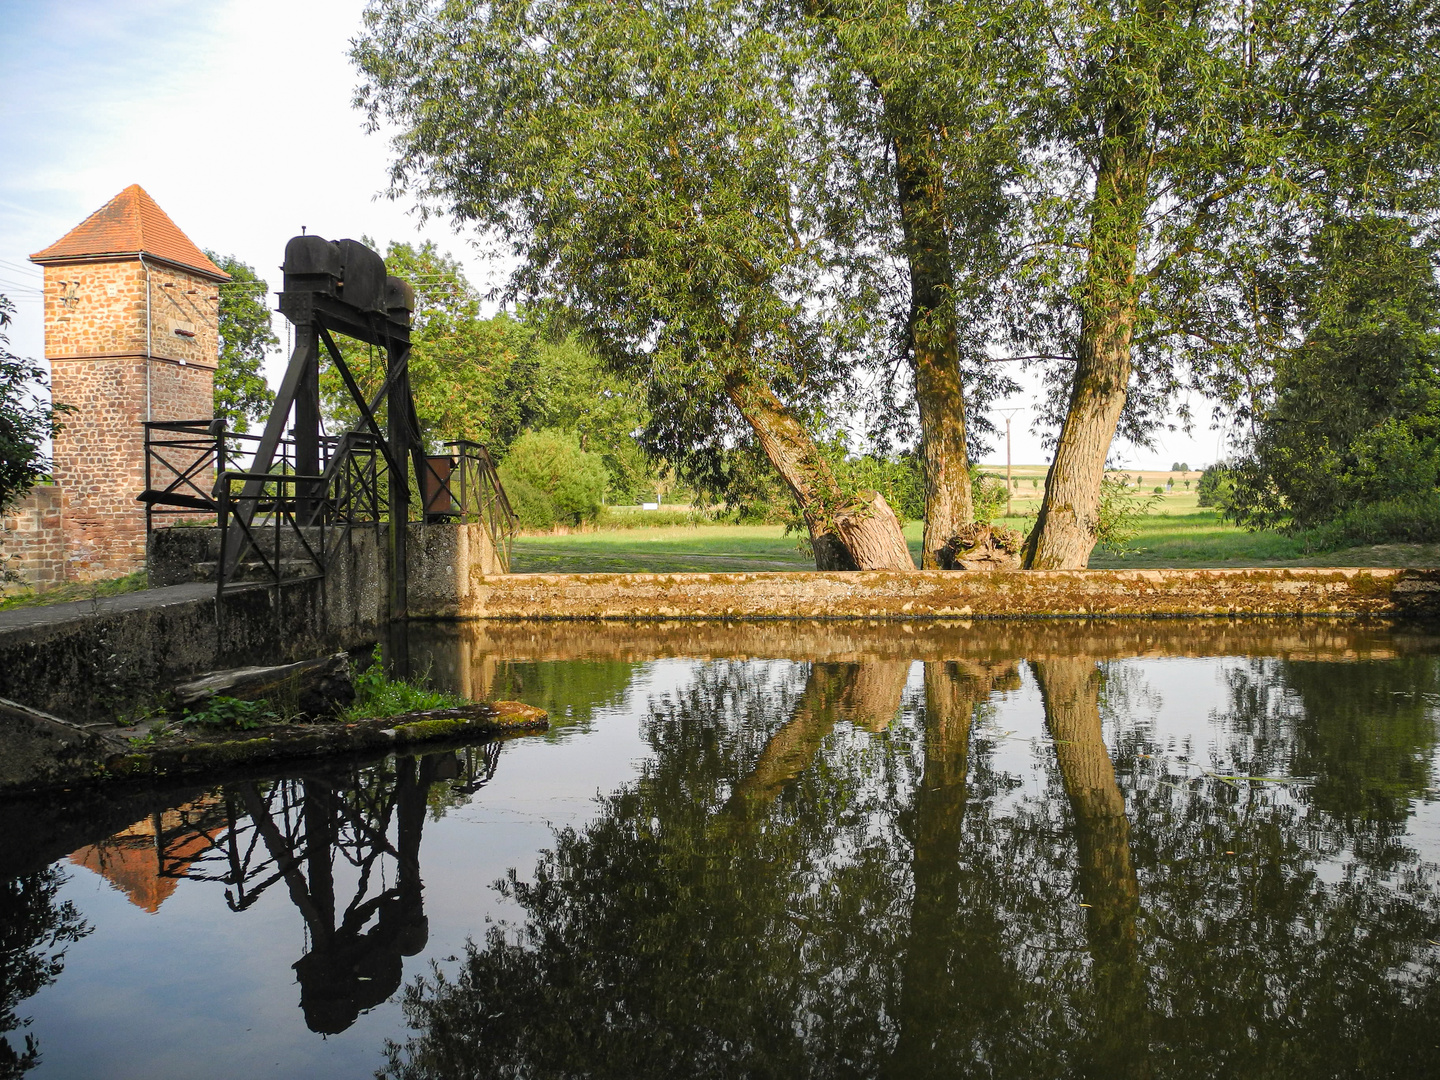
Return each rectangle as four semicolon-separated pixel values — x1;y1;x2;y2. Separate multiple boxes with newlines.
940;523;1024;571
834;490;915;571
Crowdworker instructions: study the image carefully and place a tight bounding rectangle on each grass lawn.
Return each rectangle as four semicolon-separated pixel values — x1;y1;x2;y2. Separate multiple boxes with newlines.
513;489;1439;573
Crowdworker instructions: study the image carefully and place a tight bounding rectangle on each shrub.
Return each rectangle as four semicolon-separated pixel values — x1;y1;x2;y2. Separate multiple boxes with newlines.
1197;464;1235;508
1095;475;1162;554
498;429;607;529
182;696;280;731
971;470;1009;523
345;647;467;720
1297;493;1440;552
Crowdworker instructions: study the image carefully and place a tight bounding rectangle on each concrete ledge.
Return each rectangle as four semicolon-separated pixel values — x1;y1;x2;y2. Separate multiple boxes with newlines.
437;567;1440;621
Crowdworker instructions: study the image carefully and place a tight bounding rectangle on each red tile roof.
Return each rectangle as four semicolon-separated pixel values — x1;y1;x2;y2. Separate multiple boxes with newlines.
30;184;230;281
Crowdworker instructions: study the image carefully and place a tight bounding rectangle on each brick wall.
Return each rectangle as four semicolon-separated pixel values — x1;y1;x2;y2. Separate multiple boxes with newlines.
1;486;65;591
42;261;220;369
38;258;219;582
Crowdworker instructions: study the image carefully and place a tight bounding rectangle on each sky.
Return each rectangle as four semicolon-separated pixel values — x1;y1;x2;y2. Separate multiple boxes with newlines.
0;0;1230;470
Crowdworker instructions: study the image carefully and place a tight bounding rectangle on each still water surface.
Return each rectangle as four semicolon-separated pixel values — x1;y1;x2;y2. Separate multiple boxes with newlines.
5;619;1440;1078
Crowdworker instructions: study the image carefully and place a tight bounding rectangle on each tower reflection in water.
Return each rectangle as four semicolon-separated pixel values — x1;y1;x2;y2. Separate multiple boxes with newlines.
69;743;503;1034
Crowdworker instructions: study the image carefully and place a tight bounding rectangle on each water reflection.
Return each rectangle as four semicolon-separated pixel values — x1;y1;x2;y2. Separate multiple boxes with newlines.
378;654;1440;1079
65;745;500;1036
0;870;90;1077
5;626;1440;1078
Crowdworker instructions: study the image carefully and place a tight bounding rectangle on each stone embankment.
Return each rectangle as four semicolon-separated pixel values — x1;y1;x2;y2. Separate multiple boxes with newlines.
427;567;1440;621
0;696;547;795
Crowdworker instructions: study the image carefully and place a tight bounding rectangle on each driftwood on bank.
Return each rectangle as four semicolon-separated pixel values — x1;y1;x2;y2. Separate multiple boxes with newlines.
938;523;1023;571
834;490;915;571
172;653;355;717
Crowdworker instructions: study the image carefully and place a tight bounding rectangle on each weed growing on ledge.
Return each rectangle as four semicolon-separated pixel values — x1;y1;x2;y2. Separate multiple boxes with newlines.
182;696;281;731
343;647;467;721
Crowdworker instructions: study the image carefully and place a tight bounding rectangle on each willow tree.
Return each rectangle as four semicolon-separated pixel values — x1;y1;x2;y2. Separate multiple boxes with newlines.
1018;0;1440;567
779;0;1035;567
353;0;912;569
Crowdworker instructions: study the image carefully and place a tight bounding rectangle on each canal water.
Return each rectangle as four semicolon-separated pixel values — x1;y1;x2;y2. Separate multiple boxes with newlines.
4;619;1440;1077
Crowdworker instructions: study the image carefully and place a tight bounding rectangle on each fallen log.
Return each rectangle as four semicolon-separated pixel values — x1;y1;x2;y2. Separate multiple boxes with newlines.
0;701;549;795
172;652;355;717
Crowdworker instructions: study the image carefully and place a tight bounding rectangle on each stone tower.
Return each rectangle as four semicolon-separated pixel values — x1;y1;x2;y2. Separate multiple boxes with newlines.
28;185;229;580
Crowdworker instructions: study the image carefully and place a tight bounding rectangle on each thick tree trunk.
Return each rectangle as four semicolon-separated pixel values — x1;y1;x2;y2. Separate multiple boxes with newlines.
728;662;857;813
886;661;1019;1078
1033;658;1150;1078
891;116;974;569
837;658;911;732
725;370;909;570
835;490;915;571
1023;101;1152;570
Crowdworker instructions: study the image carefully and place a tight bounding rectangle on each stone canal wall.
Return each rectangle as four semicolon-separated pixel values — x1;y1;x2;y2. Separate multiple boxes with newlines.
417;567;1440;621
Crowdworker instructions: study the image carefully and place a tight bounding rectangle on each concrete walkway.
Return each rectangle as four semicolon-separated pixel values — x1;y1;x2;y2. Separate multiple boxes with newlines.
0;582;216;636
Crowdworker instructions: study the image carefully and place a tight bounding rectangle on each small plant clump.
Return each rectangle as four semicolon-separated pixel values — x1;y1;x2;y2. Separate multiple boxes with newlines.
343;647;468;721
182;696;282;731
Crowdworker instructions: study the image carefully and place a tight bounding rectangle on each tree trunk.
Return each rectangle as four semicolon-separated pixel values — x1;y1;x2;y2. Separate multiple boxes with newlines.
835;490;915;570
1023;101;1152;570
837;658;911;731
891;112;974;569
727;662;857;813
1033;658;1150;1078
725;370;908;570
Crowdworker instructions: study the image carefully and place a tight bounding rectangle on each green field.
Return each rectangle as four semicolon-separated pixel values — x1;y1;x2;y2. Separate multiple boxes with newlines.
513;492;1439;573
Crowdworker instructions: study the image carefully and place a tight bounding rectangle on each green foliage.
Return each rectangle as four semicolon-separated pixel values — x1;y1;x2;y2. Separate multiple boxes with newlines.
1296;494;1440;553
499;430;608;530
346;647;468;721
353;0;868;516
207;253;278;433
1228;218;1440;534
319;242;545;457
971;470;1008;525
0;295;73;516
1197;465;1235;509
1093;475;1162;555
182;696;280;731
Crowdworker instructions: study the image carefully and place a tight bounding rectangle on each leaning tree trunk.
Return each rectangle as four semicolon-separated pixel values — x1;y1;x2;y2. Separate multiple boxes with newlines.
1034;658;1150;1077
890;107;974;569
1023;100;1152;570
725;370;912;570
835;490;915;571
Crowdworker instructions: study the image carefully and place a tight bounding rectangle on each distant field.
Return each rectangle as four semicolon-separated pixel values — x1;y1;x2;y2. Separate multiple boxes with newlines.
513;489;1439;573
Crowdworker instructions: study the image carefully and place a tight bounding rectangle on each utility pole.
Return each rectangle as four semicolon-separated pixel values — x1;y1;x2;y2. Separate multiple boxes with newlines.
997;407;1024;520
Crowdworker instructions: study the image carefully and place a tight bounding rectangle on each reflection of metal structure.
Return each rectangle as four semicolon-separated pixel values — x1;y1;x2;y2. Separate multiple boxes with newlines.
138;235;515;619
127;744;505;1033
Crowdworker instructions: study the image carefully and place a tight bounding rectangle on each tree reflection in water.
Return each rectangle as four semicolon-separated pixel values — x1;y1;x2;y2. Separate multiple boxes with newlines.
380;656;1440;1079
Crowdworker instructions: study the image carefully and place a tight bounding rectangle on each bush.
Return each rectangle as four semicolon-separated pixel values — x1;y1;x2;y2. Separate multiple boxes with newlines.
1095;475;1162;554
972;469;1009;524
1297;493;1440;552
499;429;608;529
1197;464;1235;508
345;647;467;720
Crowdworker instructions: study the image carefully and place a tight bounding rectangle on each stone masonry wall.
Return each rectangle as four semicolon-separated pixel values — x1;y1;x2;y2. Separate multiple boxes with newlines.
1;485;65;591
41;259;218;581
42;260;220;369
417;567;1440;621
